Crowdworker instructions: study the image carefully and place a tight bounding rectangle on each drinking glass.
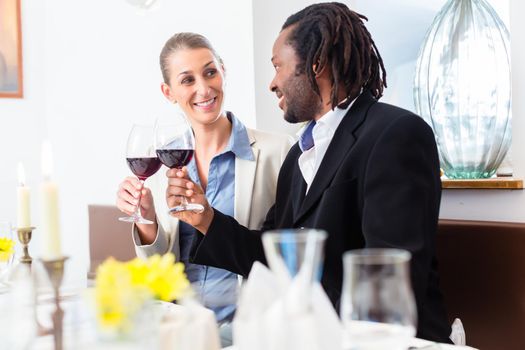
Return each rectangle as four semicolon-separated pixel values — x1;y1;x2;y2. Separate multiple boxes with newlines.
262;229;327;315
155;113;204;213
262;229;327;283
341;248;417;350
0;220;14;291
118;124;162;224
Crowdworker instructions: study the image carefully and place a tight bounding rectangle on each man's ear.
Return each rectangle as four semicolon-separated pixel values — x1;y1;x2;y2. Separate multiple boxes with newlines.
161;83;176;104
312;61;326;77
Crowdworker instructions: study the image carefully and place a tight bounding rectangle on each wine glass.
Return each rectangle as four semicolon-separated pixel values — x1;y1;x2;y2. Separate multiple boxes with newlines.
0;220;15;291
155;113;204;213
118;124;162;224
341;248;417;350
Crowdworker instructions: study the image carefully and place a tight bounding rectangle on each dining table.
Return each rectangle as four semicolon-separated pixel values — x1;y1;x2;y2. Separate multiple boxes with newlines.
1;266;479;350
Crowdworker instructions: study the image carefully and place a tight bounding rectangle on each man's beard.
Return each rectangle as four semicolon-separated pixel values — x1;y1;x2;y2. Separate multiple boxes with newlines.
282;73;322;124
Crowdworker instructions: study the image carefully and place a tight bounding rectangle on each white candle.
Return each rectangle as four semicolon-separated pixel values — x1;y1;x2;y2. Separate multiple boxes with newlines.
40;141;61;260
17;162;31;228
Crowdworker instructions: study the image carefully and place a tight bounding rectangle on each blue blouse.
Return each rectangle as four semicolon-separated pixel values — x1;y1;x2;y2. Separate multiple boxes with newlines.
178;112;254;323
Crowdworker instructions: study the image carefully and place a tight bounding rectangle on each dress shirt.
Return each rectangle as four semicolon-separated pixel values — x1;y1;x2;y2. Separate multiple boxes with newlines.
298;100;354;192
179;112;254;323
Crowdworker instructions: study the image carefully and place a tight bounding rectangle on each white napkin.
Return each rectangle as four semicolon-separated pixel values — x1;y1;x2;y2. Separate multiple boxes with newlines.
159;299;221;350
450;318;466;346
233;262;343;350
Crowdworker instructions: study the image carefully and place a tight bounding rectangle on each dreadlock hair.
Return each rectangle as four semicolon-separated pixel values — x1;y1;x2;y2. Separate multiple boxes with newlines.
282;2;387;109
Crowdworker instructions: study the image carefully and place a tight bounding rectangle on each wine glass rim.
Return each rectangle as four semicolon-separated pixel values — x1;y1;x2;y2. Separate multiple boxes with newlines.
262;229;327;244
343;248;411;264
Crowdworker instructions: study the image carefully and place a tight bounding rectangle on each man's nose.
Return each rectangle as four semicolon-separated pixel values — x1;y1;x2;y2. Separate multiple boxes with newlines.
269;77;277;93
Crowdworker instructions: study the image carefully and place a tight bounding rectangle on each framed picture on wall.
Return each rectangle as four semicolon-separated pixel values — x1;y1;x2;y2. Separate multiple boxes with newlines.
0;0;23;98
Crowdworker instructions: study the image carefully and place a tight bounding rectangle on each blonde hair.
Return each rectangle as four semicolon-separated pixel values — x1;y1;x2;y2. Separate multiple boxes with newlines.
159;32;223;84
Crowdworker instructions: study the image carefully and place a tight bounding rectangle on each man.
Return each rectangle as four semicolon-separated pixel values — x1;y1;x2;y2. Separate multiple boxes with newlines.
167;2;451;342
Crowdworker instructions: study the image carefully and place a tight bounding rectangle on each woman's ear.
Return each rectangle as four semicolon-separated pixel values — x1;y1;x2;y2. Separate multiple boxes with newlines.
161;83;176;104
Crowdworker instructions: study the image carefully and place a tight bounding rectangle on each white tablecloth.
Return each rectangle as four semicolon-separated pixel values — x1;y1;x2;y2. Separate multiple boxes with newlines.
2;285;478;350
224;338;478;350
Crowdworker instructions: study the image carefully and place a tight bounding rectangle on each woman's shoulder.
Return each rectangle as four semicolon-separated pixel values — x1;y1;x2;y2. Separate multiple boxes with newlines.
246;128;295;148
245;128;296;163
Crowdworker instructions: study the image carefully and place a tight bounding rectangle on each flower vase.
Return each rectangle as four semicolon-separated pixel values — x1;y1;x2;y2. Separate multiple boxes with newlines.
414;0;511;179
95;298;163;349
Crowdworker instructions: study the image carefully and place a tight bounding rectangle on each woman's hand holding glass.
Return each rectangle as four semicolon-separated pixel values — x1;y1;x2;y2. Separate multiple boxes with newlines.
116;177;159;243
166;167;214;233
118;124;162;225
116;176;156;220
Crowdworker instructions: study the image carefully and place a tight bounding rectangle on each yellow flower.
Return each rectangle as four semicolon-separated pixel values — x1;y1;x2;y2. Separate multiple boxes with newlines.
95;258;148;333
141;254;190;301
126;257;149;287
0;237;15;262
94;254;190;333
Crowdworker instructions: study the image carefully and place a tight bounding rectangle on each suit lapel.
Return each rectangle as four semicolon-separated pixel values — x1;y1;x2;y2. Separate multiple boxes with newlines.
294;91;376;224
234;130;259;227
291;157;307;221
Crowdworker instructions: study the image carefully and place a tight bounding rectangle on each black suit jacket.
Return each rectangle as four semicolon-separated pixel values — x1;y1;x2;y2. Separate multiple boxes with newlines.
191;91;451;342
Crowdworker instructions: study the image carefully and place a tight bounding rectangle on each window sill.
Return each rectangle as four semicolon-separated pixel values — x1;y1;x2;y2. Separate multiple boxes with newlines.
442;178;523;189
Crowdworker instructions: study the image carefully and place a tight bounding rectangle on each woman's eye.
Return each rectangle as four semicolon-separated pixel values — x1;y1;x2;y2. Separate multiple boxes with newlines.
205;69;217;77
181;77;194;84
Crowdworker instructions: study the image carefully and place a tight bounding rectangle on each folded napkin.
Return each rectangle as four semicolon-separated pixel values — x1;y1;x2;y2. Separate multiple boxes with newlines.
159;299;221;350
408;337;478;350
233;262;343;350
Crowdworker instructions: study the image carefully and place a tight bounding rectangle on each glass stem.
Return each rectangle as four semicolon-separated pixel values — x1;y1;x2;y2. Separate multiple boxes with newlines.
134;179;145;218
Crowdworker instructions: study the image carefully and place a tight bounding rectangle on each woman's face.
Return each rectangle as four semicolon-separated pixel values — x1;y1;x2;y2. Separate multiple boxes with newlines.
161;48;225;126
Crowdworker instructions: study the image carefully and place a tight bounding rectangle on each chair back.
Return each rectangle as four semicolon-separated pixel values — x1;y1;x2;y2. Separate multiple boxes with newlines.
88;204;136;278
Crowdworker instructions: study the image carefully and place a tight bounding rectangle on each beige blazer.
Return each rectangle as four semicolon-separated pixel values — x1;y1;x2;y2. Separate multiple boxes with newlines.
133;128;294;260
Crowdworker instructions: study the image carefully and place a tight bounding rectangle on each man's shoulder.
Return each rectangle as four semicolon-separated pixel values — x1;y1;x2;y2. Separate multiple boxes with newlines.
369;100;418;118
364;100;429;131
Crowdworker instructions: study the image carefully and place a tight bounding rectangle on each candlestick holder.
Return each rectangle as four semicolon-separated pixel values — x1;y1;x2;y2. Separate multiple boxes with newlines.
16;226;35;264
40;256;68;350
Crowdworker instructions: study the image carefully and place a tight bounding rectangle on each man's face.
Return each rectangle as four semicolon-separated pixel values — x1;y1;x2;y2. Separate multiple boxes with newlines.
269;27;322;124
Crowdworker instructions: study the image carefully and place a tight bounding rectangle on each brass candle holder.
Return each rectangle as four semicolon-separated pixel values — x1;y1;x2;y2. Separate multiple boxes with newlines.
16;226;35;264
40;256;68;350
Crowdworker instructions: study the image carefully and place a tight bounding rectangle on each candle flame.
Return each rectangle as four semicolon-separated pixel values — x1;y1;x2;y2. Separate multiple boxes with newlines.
17;162;26;186
42;140;53;179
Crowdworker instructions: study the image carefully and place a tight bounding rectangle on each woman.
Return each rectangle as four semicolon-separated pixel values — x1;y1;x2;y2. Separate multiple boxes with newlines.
116;33;293;325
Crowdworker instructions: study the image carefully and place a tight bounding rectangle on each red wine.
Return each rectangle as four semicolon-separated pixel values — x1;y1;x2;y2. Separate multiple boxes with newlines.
156;149;194;168
126;157;162;180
